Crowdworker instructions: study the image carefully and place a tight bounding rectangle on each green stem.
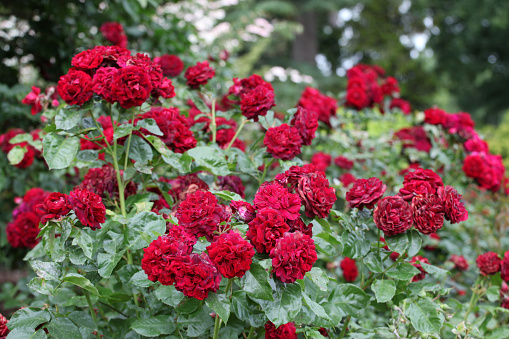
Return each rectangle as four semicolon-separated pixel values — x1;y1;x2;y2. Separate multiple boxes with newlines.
211;98;217;143
123;109;138;174
225;118;247;152
84;290;101;339
377;228;381;261
246;326;255;339
212;314;221;339
463;277;484;322
111;140;127;218
338;315;351;339
259;158;274;185
90;112;113;155
225;278;233;298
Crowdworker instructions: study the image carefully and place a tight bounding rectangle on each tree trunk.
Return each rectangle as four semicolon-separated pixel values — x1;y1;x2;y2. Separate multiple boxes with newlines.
292;11;318;63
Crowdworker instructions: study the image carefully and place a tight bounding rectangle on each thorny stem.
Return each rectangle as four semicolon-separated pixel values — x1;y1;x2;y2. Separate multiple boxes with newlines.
225;118;247;152
211;98;217;143
84;290;101;339
463;276;485;322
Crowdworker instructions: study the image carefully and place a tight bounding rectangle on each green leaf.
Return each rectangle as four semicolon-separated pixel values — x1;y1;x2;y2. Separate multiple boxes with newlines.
55;107;80;130
257;281;302;327
330;284;370;317
386;263;420;281
72;229;94;259
68;311;96;329
364;252;384;273
131;315;176;337
305;267;329;291
385;233;409;254
43;133;80;170
7;146;26;166
137;118;163;136
177;308;215;337
371;279;396;303
420;262;448;278
238;261;274;301
7;307;51;331
128;135;153;164
77;150;98;162
29;261;61;281
130;270;154;288
341;231;369;259
187;146;230;176
206;292;231;324
9;133;33;144
486;286;500;302
97;250;126;278
154;285;184;307
62;273;99;295
302;293;332;321
405;299;445;333
6;328;47;338
46;318;81;338
113;123;136;140
27;277;58;295
209;189;243;202
407;230;422;257
125;211;165;250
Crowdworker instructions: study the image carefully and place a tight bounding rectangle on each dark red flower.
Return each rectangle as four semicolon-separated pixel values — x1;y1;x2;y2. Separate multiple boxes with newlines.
36;192;72;224
111;66;153;108
395;126;432;153
382;76;399;95
291;106;318;146
91;67;117;103
296;172;337;219
340;173;357;187
287;218;313;237
403;168;444;190
175;190;230;241
207;231;255;278
22;86;43;115
275;164;318;189
373;196;413;237
228;74;272;98
462;154;484;179
270;231;317;283
71;49;103;69
298;87;337;127
335;156;354;170
6;212;41;248
0;313;8;337
310;152;331;173
390;98;412;114
346;87;369;110
412;194;445;235
450;255;469;271
164;174;210;205
154;77;176;99
340;257;358;282
230;201;256;223
57;69;93;106
214;127;246;152
399;180;434;202
463;135;488;153
264;124;302;161
184;61;215;89
217;175;245;198
476;252;501;276
154;54;184;77
253;182;301;221
424;108;447;125
78;165;136;200
68;188;106;230
346;177;386;210
100;22;127;48
264;321;297;339
247;208;289;253
410;255;429;282
437;185;468;224
240;85;275;121
502;251;509;283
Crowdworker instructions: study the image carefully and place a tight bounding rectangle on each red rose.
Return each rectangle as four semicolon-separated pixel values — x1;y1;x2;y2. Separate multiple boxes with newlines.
169;252;221;300
399;180;434;202
240;85;275;121
382;76;399;95
164;174;209;204
394;126;432;153
111;66;153;108
6;212;41;248
153;77;176;100
463;135;488;153
346;87;369;110
207;231;255;278
71;49;103;69
298;87;337;127
476;252;501;276
340;173;357;187
264;321;297;339
450;255;469;271
346;177;386;210
264;124;302;161
462;154;484;179
410;255;429;282
373;196;413;237
230;201;256;223
92;45;131;61
22;86;43;115
68;188;106;230
437;185;468;224
0;313;8;337
291;106;318;146
36;192;72;224
100;22;127;48
228;74;272;98
335;156;354;170
310;152;331;173
287;218;313;237
246;208;289;253
412;195;445;235
318;328;329;337
501;251;509;283
214;127;246;152
275;164;318;189
217;175;246;198
184;61;215;89
390;98;412;114
403;168;443;190
296;172;337;219
154;54;184;77
253;182;301;221
424;108;447;125
57;69;93;106
78;165;136;200
340;257;358;282
92;67;117;103
270;231;317;283
175;190;230;241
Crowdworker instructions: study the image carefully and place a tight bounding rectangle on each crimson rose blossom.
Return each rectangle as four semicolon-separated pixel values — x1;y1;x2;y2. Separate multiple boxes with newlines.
476;252;501;276
310;152;331;172
270;231;317;283
450;255;469;271
100;22;127;48
373;196;413;237
264;124;303;161
502;251;509;283
253;182;301;220
340;173;357;187
6;212;41;248
184;61;215;89
240;85;275;121
111;66;153;108
71;49;103;69
412;194;445;235
230;200;256;223
68;188;106;230
424;108;447;125
287;218;313;237
57;69;93;106
410;255;429;282
346;177;386;210
176;190;230;241
247;208;289;253
216;175;246;198
92;67;117;103
298;87;337;126
207;231;255;278
22;86;43;115
437;185;468;224
340;257;358;282
291;106;318;146
264;321;297;339
399;180;434;202
296;172;337;219
0;313;8;337
403;168;444;190
394;126;432;153
390;98;412;114
37;192;72;224
335;156;354;170
154;54;184;77
346;87;369;109
78;165;136;200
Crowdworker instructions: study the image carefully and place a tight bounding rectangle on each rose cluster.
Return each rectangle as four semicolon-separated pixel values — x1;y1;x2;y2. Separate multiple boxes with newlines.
394;126;432;153
228;74;275;122
100;22;127;48
297;87;337;127
476;251;509;278
77;165;137;200
0;128;42;168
